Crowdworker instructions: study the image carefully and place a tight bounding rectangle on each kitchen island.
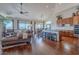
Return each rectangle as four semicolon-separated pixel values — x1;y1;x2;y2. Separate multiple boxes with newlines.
42;30;59;42
42;27;79;43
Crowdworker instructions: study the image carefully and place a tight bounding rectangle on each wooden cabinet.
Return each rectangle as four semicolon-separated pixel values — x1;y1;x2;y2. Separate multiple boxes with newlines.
57;17;73;25
59;31;77;41
57;16;79;25
68;18;73;25
59;31;74;37
65;17;73;24
73;16;79;25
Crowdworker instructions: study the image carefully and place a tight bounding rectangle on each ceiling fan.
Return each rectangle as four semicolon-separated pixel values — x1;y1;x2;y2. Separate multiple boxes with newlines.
19;3;29;14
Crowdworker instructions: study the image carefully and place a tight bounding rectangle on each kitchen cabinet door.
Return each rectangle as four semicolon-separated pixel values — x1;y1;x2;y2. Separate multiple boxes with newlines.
73;16;79;25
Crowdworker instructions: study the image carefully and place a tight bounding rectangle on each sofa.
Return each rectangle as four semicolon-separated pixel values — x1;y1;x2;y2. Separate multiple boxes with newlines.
1;30;33;49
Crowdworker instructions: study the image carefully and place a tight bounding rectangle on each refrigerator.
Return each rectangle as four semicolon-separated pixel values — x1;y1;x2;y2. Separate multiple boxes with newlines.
74;25;79;37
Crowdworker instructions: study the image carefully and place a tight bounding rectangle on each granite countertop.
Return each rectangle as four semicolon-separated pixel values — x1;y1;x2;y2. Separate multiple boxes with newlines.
43;30;59;33
51;26;74;31
43;29;74;33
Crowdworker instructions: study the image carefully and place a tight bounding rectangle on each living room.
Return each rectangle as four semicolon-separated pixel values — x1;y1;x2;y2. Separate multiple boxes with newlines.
0;3;79;55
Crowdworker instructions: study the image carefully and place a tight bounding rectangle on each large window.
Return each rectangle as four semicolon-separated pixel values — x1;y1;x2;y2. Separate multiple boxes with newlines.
3;20;14;30
2;20;14;37
18;21;26;30
35;23;43;30
26;24;31;30
18;20;31;30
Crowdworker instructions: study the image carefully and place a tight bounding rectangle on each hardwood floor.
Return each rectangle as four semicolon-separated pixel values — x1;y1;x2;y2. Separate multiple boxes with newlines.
2;35;79;55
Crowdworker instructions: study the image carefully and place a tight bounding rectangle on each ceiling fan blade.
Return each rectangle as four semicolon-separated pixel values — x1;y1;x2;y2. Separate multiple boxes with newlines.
19;3;29;14
23;11;29;13
20;11;29;14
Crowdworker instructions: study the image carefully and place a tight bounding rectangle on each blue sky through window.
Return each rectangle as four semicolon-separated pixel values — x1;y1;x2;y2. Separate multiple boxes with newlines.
3;20;13;29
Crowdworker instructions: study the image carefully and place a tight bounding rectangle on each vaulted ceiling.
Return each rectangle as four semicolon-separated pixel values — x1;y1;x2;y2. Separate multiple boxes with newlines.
0;3;56;21
0;3;78;21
